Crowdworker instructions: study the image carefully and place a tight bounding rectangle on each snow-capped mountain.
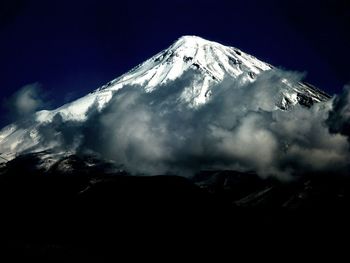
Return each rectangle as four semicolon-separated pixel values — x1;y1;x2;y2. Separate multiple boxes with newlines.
0;35;330;164
32;36;329;123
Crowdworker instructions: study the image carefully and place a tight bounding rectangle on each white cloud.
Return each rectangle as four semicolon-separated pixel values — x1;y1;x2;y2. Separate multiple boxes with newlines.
5;83;46;119
9;70;350;179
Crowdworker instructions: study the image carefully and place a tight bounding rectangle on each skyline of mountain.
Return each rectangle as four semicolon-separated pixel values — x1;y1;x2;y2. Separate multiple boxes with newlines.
0;0;349;128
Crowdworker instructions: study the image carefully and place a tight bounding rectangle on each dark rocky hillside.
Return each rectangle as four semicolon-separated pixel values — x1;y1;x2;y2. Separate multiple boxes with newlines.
0;153;349;261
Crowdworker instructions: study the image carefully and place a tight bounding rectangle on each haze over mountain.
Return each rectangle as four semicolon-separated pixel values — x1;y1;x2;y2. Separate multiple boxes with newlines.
0;36;349;179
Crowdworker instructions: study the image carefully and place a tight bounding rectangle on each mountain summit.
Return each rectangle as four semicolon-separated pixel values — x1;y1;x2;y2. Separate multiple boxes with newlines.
0;36;330;165
100;35;271;93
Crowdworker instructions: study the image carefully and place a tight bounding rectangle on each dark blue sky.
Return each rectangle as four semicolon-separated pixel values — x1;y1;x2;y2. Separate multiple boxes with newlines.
0;0;349;125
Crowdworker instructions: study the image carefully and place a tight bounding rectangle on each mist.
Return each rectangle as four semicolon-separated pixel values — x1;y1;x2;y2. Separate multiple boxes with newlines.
26;69;348;179
3;83;47;121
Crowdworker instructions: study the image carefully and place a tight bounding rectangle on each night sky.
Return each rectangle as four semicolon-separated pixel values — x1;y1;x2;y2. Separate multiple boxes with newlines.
0;0;349;126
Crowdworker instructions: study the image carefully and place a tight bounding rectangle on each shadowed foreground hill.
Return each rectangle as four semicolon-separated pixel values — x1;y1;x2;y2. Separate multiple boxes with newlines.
0;153;350;261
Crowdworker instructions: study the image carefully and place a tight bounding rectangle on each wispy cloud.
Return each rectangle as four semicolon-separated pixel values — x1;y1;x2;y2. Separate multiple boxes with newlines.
4;83;48;120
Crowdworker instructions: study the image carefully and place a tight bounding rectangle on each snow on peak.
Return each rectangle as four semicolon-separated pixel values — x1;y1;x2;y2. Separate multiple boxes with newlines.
173;35;218;47
175;35;207;42
95;35;272;103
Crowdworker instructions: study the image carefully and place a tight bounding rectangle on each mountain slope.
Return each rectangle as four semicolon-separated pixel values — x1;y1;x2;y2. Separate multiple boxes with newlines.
0;35;330;165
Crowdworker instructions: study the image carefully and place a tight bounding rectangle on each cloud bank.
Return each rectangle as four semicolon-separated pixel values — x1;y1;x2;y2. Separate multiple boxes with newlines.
31;69;350;179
